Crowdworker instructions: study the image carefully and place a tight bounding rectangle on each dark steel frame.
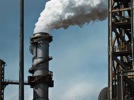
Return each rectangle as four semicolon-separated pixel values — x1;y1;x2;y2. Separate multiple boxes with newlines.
0;60;5;100
108;0;134;99
0;62;28;100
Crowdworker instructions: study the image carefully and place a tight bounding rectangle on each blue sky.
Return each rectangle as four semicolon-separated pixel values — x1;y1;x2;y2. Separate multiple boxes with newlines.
0;0;108;100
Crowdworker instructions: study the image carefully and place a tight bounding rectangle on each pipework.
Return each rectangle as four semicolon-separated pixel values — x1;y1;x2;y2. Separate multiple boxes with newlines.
28;33;54;100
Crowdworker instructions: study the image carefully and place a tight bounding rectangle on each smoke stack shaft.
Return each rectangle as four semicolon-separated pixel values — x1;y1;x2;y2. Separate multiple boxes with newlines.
28;33;54;100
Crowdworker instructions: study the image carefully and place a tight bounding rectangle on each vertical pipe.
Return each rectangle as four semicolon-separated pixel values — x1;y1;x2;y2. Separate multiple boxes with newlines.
132;0;134;70
117;72;124;100
108;0;113;99
120;72;124;100
19;0;24;99
29;33;53;100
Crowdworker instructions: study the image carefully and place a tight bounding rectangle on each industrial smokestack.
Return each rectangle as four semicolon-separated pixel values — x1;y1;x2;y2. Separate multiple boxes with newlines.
34;0;108;33
30;0;107;99
28;33;54;100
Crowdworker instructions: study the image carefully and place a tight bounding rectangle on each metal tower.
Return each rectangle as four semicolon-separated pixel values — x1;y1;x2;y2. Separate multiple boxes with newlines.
99;0;134;100
108;0;134;99
28;33;54;100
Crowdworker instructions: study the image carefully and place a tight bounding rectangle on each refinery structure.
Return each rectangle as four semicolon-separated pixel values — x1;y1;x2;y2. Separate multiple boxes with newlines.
0;0;134;100
99;0;134;99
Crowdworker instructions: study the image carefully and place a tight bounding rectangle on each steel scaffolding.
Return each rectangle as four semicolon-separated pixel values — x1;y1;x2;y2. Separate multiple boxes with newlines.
108;0;134;99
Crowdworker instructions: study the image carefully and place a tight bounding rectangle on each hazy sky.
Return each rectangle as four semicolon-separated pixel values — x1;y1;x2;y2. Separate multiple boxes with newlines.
0;0;108;100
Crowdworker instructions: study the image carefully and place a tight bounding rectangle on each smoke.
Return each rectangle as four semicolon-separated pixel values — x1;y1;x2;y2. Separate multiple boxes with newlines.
34;0;108;33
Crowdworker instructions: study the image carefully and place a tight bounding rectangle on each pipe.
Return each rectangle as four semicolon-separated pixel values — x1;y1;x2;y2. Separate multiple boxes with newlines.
29;33;53;100
108;0;113;99
132;0;134;70
19;0;24;99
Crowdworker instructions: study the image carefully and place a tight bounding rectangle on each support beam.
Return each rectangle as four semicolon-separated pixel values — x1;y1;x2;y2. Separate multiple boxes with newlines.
19;0;24;100
132;0;134;70
108;0;113;99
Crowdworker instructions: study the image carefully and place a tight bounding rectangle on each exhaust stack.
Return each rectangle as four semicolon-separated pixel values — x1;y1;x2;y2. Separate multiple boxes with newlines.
28;33;54;100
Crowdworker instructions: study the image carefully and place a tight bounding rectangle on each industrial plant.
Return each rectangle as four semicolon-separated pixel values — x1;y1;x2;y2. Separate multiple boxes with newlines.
99;0;134;100
0;0;134;100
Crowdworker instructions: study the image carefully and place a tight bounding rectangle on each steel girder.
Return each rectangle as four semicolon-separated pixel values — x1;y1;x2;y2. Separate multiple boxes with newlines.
108;0;134;99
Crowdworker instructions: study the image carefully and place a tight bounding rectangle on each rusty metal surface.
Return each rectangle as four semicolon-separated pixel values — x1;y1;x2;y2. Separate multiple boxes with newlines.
28;73;53;88
108;0;134;99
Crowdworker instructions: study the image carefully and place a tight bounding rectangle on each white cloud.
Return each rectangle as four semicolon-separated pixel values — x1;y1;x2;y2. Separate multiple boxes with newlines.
50;78;106;100
62;81;97;100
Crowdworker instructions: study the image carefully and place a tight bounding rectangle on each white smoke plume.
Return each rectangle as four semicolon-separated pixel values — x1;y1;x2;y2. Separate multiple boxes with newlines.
34;0;108;33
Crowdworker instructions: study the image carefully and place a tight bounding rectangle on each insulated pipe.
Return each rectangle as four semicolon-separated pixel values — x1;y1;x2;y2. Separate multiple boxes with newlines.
29;33;53;100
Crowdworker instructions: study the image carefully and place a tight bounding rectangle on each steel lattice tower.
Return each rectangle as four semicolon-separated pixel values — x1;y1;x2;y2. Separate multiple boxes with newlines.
99;0;134;100
108;0;134;99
